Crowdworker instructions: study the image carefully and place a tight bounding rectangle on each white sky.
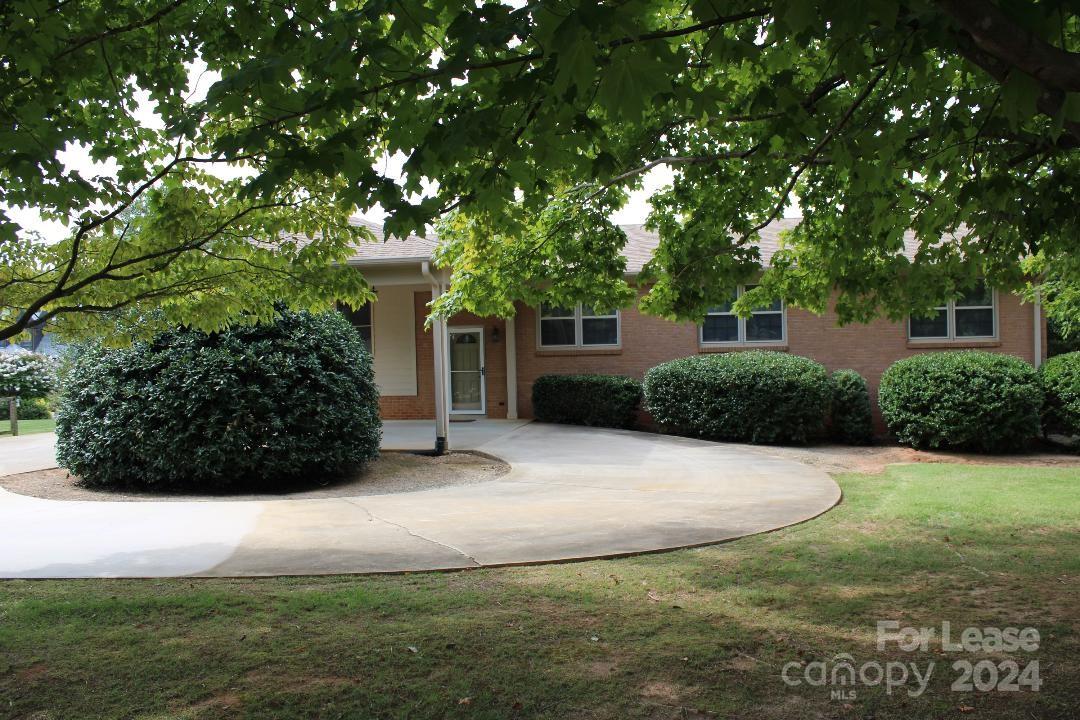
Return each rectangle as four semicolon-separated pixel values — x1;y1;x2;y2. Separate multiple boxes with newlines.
15;165;668;244
10;57;669;244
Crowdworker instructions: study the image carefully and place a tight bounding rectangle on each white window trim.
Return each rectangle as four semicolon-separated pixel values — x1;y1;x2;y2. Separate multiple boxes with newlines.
537;304;621;349
908;288;998;341
699;286;787;346
358;314;374;353
341;301;374;353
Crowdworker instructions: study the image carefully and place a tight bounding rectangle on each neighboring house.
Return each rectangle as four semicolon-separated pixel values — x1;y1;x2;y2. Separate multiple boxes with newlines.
0;320;66;357
337;218;1046;436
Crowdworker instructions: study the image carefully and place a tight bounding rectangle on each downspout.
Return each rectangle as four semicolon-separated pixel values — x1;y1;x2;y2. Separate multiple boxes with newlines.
1033;289;1043;369
421;261;450;455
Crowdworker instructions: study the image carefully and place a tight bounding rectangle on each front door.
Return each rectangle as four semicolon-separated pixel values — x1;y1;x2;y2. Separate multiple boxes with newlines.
448;327;485;414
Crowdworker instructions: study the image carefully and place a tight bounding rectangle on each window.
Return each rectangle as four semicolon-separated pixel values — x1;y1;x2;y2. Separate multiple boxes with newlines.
581;306;619;345
340;302;373;350
538;303;620;348
909;281;996;340
700;286;785;344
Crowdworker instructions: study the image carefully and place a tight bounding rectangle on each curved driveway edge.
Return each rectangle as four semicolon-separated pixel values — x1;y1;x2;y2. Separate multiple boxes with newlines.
0;423;841;578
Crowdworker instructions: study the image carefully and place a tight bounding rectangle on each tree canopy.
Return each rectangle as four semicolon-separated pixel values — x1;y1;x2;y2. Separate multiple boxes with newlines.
3;0;1079;341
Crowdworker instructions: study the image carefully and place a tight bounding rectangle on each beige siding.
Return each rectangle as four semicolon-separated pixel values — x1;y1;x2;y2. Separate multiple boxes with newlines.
371;285;419;396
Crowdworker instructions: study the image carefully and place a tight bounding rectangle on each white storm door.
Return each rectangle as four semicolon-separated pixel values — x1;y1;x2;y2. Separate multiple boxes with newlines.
448;327;486;414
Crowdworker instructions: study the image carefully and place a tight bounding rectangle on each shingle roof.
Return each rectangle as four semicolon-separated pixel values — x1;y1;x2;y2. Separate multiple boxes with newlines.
345;217;438;263
344;215;920;270
618;218;805;273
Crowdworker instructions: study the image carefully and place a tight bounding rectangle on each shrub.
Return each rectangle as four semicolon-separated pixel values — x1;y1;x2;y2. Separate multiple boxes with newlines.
532;374;642;429
56;310;381;491
828;369;875;444
643;351;830;444
878;351;1042;452
17;396;52;420
1041;351;1080;437
0;350;56;399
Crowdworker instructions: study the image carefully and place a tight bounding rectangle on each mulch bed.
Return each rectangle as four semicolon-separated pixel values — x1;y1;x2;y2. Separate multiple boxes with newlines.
0;450;510;502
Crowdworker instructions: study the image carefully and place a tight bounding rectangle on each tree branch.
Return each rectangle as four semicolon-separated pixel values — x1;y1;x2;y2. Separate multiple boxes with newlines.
940;0;1080;93
252;8;772;132
747;65;889;236
950;29;1080;143
55;0;190;60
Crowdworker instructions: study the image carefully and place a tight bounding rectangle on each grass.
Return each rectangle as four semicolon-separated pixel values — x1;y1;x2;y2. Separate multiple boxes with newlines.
1;463;1078;719
0;417;55;437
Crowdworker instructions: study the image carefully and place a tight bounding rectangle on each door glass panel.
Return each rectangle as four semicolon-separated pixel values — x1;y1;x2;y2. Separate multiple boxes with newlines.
449;331;483;412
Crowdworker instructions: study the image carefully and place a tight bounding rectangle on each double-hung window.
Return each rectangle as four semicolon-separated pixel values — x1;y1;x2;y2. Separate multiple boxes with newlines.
539;304;620;348
909;281;996;340
340;301;373;350
700;286;785;344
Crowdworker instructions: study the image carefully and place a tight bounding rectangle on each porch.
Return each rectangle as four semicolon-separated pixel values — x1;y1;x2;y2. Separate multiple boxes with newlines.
354;257;520;453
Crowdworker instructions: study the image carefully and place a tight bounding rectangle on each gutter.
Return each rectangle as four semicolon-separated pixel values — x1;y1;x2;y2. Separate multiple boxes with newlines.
347;256;433;267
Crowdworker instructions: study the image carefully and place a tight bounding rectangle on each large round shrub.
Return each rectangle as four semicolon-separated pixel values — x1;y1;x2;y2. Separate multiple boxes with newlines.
643;351;830;444
532;374;642;429
56;310;381;491
1041;351;1080;437
878;351;1041;452
828;369;875;444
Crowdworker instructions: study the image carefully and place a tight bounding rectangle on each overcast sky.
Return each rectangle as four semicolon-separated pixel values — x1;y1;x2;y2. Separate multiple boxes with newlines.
9;58;673;244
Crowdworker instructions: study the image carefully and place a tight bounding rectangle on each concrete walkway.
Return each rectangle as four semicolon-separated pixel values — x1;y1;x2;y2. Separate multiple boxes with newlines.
0;431;60;477
0;421;840;578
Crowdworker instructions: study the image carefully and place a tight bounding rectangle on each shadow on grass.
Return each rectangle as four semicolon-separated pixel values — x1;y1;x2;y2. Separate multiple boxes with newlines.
1;464;1078;719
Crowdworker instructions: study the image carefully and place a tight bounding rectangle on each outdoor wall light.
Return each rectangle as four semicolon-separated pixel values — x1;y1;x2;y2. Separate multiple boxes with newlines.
491;326;501;343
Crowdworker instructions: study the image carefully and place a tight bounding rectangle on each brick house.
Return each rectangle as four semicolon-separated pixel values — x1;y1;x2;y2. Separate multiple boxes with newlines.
342;218;1047;446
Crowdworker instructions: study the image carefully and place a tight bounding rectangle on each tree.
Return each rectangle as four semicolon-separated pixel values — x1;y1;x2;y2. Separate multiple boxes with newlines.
3;1;1080;339
0;350;55;401
1;0;372;343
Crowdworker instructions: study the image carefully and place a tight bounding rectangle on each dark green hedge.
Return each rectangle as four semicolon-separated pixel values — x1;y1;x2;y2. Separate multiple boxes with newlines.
643;351;830;444
1041;351;1080;437
828;369;875;444
532;374;642;429
878;351;1042;452
56;310;381;491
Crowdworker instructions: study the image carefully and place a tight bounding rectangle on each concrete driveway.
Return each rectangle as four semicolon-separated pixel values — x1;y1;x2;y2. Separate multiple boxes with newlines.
0;431;60;477
0;421;840;578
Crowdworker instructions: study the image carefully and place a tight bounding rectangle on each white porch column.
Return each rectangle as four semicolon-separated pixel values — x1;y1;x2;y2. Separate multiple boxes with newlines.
431;310;449;453
423;262;450;454
504;314;518;419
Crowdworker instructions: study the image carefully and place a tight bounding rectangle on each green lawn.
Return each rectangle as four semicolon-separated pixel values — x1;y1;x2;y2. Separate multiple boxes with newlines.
1;463;1078;719
0;417;55;436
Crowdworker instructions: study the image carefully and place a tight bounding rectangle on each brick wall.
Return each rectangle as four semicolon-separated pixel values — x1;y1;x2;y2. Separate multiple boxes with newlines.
379;292;509;420
513;290;1045;429
381;288;1046;431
